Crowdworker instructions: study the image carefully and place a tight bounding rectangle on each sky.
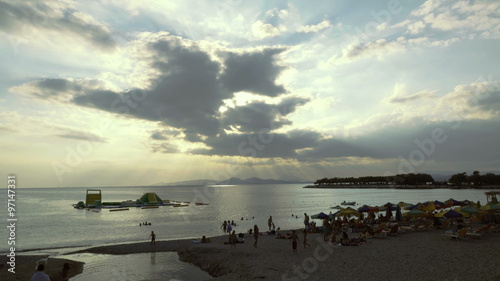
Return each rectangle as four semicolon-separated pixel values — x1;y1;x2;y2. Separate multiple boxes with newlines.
1;0;499;188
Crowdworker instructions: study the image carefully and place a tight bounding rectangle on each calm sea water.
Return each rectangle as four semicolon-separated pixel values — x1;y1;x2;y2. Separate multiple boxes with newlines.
0;184;492;253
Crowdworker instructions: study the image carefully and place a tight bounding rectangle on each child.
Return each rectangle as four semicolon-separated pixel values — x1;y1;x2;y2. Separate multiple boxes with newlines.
289;230;299;254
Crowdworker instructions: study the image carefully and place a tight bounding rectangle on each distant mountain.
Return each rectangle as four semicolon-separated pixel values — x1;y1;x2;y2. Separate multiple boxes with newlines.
152;177;309;186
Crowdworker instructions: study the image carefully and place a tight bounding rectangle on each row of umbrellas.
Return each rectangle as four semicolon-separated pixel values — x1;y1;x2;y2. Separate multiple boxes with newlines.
311;200;500;220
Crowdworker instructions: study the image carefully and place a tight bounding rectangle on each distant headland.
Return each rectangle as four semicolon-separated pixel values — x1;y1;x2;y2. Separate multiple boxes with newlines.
305;172;500;189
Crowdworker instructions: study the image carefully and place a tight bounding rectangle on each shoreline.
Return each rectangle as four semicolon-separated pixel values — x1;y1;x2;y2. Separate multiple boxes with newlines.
4;227;498;281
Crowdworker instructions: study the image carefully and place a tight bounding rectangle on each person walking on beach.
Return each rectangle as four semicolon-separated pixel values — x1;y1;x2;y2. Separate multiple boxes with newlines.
268;216;273;231
149;231;156;246
289;230;299;254
253;225;259;248
304;213;310;228
30;264;50;281
302;229;311;249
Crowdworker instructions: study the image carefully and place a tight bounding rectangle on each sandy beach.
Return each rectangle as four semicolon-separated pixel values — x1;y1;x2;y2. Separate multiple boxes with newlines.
3;227;499;281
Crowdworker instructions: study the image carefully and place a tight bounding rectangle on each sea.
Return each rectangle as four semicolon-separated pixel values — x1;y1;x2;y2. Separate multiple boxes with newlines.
0;184;494;280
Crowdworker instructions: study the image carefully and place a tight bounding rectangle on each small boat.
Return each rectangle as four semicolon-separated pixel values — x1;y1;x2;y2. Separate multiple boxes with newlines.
109;208;129;212
195;202;209;205
174;204;189;207
141;206;159;209
341;201;356;206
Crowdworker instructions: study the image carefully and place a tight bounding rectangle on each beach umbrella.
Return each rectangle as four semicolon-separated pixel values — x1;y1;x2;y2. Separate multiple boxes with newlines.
480;203;500;211
398;202;413;209
408;203;423;210
311;212;328;219
445;198;461;207
421;201;436;212
406;209;428;217
433;200;445;209
395;204;402;222
337;207;360;217
358;205;379;213
435;209;463;218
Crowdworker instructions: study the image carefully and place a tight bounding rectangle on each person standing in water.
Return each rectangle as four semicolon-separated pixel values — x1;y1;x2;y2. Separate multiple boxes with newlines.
268;216;273;231
253;225;259;248
149;231;156;246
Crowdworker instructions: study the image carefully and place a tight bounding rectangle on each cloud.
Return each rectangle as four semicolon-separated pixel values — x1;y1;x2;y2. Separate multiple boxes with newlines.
220;48;287;97
11;35;298;142
388;84;437;104
55;129;107;143
251;20;285;39
0;0;116;50
410;0;500;38
190;129;323;158
221;97;309;133
296;20;331;33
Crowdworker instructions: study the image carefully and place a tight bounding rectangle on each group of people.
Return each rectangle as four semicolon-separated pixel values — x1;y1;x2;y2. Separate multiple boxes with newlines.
30;263;70;281
303;213;368;246
140;221;152;226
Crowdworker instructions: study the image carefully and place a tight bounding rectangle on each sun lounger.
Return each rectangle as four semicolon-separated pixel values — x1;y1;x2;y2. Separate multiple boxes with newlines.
445;228;469;241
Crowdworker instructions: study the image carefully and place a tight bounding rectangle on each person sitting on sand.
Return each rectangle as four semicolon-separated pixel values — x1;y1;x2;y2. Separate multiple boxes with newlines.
340;231;350;246
201;235;211;243
30;264;50;281
59;263;70;281
289;230;299;254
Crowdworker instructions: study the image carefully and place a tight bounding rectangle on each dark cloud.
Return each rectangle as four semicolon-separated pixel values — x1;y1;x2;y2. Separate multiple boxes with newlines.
19;37;296;140
220;48;287;97
0;1;116;50
296;118;500;163
190;129;322;158
221;97;309;133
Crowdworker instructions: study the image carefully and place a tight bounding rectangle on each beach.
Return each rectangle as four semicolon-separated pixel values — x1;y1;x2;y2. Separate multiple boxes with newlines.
5;227;498;281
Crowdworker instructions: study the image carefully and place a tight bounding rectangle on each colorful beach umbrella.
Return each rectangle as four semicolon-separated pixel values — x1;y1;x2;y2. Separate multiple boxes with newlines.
435;209;463;218
406;209;428;217
357;205;378;212
311;212;328;219
337;207;360;217
480;203;500;211
421;201;436;212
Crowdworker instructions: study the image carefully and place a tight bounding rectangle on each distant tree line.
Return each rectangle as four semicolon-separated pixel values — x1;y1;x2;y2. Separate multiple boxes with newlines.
448;171;500;185
313;171;500;187
314;173;434;186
